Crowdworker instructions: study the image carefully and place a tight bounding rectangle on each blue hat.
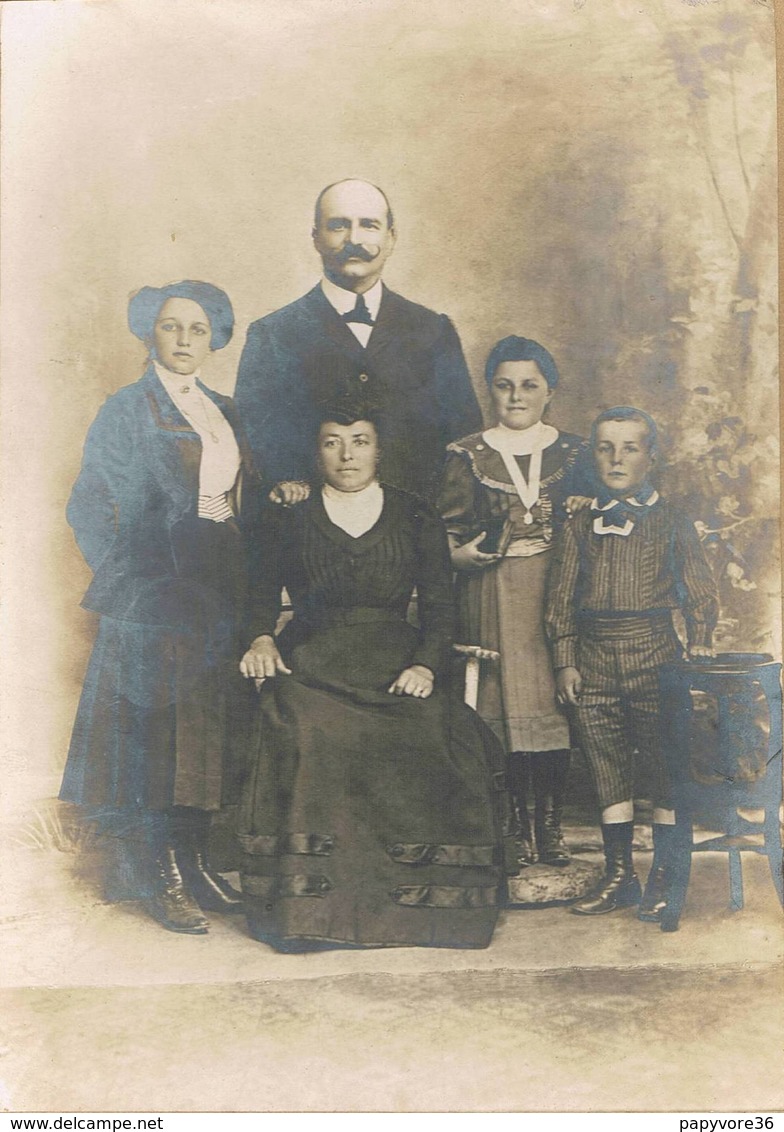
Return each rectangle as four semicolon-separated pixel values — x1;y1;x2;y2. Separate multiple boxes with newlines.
128;280;234;350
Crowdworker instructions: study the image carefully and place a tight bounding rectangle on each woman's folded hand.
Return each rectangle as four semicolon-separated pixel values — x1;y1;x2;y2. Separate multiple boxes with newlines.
240;635;292;690
388;664;435;699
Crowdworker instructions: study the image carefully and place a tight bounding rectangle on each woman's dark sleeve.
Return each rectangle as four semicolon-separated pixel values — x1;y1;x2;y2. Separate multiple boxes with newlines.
244;504;290;647
411;501;457;678
66;397;134;572
435;449;481;544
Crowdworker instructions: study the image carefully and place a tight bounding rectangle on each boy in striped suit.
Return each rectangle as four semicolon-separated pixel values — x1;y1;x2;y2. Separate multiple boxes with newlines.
545;407;718;919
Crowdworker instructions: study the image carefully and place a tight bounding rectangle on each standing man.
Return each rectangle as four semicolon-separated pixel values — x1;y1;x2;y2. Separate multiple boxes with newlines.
235;179;482;499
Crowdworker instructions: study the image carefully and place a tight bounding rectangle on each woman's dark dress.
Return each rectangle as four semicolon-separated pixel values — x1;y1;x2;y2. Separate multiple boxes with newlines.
238;487;512;949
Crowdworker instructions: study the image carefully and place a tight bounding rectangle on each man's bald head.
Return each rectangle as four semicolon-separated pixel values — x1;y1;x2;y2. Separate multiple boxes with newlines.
314;179;395;230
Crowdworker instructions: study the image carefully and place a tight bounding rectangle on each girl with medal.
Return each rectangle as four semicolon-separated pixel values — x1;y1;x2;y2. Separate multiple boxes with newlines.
437;337;593;871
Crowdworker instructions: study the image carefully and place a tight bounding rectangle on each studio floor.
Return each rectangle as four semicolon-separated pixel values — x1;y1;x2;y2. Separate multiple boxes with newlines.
1;811;782;1113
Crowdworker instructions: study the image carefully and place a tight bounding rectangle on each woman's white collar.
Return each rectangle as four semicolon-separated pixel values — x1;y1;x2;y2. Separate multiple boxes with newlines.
322;480;383;504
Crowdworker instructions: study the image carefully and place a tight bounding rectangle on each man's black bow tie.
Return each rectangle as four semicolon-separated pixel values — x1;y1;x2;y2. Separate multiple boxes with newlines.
342;293;375;326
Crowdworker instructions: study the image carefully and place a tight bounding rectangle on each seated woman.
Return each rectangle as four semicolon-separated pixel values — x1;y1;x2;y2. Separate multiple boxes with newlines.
238;397;514;951
61;280;259;934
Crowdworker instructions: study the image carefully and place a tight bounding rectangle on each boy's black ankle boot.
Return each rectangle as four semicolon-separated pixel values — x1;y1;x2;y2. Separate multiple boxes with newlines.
638;823;676;922
570;821;641;915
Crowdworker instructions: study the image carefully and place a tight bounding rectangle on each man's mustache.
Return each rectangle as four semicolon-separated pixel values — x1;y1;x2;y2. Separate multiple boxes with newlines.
336;244;378;263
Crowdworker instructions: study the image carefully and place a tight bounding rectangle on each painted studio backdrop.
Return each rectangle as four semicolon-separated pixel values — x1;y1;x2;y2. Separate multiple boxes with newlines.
1;0;778;809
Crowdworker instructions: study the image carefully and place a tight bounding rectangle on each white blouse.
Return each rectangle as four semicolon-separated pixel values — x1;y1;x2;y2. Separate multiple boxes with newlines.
154;362;240;521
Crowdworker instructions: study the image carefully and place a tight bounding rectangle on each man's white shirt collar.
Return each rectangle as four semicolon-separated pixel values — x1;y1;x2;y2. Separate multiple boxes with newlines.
321;277;383;321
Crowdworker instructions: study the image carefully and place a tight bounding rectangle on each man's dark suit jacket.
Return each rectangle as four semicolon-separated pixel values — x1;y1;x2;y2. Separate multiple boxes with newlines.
234;284;482;498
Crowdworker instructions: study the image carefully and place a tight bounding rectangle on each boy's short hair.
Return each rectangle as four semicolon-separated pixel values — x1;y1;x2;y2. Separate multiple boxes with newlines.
590;406;658;452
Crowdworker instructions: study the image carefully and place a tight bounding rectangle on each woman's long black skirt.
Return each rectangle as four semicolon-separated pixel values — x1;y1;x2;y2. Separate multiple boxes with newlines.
238;612;511;950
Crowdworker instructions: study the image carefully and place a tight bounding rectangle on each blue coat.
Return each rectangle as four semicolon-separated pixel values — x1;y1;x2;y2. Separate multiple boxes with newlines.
234;284;482;498
61;367;261;812
67;366;261;630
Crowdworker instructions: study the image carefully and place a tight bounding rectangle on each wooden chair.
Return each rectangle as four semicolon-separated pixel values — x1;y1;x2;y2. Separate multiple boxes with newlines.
453;643;500;708
659;653;783;932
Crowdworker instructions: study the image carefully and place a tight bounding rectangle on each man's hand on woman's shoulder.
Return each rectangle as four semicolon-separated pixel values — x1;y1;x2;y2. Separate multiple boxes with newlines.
269;481;311;506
